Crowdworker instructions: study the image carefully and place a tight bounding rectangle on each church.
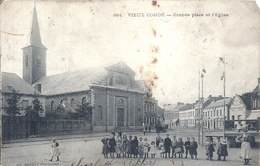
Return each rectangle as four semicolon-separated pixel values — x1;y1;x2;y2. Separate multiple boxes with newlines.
2;5;159;137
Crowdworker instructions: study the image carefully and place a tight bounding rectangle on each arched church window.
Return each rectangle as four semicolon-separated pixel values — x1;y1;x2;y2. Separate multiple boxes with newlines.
36;55;41;67
96;105;102;120
71;98;77;109
25;54;29;67
51;100;55;111
82;97;87;105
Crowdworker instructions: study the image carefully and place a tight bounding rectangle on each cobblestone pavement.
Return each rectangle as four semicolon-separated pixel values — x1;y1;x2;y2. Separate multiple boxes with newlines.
2;128;259;166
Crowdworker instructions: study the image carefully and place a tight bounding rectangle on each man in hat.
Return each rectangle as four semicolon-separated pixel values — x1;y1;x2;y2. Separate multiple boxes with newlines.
164;134;172;158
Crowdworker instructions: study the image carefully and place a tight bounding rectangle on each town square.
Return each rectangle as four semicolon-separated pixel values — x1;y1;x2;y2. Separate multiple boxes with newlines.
1;1;259;166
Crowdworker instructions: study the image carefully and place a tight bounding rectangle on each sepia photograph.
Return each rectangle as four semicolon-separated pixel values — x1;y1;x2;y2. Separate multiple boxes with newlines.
1;0;259;165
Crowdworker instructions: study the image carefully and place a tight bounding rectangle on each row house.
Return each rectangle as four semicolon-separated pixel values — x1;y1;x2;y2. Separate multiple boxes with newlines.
179;103;197;127
164;103;184;129
203;98;233;130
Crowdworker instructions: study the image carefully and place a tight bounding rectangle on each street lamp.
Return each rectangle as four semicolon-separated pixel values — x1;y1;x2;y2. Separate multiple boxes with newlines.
219;56;226;139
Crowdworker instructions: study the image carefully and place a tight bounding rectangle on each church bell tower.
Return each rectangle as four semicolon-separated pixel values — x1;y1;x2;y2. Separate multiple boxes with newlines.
22;4;47;85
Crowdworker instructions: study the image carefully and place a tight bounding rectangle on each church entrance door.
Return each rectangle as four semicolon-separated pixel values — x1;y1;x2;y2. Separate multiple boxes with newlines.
117;108;124;127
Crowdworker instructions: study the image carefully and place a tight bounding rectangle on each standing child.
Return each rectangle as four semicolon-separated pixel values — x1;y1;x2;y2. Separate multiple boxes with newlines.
122;135;128;158
215;137;222;161
138;137;144;158
171;135;177;158
126;135;132;158
159;142;165;158
115;134;122;158
184;137;191;158
132;136;139;158
156;134;161;149
220;139;228;161
49;139;60;162
101;137;109;158
149;141;156;158
189;137;198;160
143;138;150;158
109;135;116;158
176;138;184;158
205;137;215;161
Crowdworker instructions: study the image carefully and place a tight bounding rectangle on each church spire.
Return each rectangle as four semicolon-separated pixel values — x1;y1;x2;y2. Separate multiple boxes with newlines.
25;3;46;49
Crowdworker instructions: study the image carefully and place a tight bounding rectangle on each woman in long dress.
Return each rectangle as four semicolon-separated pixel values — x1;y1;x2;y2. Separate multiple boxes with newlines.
49;139;60;162
239;130;252;165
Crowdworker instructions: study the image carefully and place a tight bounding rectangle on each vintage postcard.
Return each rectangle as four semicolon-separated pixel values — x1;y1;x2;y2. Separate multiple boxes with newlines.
1;0;259;166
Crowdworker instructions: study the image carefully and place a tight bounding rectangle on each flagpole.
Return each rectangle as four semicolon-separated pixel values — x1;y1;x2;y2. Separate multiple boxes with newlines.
198;69;201;144
223;55;226;139
201;70;204;146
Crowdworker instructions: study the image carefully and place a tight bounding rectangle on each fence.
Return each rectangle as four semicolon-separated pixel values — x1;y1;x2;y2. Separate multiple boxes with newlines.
2;116;91;140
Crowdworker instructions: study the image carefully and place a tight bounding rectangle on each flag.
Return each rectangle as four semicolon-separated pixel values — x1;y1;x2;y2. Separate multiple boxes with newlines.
202;68;206;73
219;57;224;63
221;72;224;80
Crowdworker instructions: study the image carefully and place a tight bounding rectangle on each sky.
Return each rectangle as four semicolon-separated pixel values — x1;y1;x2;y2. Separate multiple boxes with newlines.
1;1;260;107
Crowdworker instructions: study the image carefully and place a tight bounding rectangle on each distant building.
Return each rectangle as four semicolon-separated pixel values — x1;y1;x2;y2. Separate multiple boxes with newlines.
203;97;233;130
230;94;252;127
164;103;184;129
179;103;197;127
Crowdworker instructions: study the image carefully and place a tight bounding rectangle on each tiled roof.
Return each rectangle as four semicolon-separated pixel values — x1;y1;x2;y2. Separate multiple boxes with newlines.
205;98;233;109
33;67;106;96
247;110;260;120
252;84;259;94
179;103;196;111
164;104;177;111
239;95;252;110
2;72;37;95
105;62;135;75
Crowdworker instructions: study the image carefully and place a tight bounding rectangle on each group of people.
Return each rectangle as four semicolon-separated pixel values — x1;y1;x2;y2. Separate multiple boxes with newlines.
204;136;228;161
101;132;199;160
157;134;198;159
204;129;253;165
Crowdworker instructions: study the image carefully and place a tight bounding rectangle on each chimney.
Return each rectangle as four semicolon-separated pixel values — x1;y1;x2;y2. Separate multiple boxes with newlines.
258;78;260;84
208;95;212;98
219;95;222;97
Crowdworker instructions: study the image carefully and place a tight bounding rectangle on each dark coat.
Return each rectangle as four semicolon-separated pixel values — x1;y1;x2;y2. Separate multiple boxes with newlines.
164;137;172;153
220;144;228;156
109;138;116;152
184;141;190;150
131;139;139;155
189;141;198;155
